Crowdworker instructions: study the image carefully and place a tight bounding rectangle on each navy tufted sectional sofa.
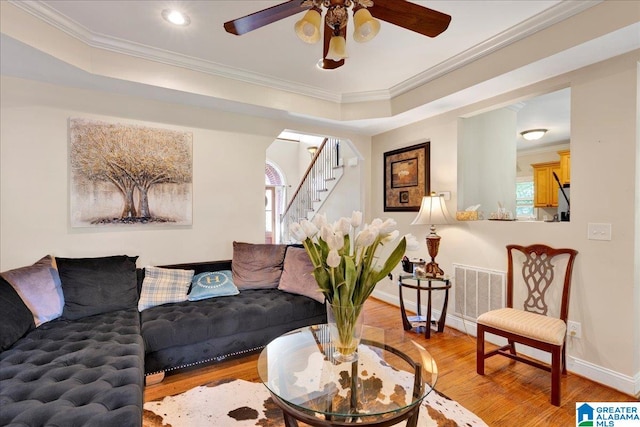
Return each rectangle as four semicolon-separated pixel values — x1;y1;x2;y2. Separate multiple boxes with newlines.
141;259;326;378
0;306;145;426
0;251;326;426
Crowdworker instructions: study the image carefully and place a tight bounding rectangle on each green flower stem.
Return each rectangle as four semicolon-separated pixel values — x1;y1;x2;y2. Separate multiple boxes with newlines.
330;303;363;355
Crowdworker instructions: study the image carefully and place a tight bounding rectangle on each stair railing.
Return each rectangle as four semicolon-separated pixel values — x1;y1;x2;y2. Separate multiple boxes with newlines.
280;137;340;242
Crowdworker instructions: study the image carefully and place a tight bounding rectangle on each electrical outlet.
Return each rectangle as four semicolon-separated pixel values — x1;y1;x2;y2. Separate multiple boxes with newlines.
567;321;581;339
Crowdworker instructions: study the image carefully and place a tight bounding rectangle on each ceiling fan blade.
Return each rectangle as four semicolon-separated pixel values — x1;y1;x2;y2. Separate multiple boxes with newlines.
320;20;345;70
224;1;309;35
368;0;451;38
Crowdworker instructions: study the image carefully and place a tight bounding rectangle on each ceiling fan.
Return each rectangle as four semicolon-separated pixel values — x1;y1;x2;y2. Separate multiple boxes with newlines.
224;0;451;70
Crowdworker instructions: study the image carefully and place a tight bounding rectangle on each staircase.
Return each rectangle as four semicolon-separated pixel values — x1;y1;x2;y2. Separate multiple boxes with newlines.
280;138;343;243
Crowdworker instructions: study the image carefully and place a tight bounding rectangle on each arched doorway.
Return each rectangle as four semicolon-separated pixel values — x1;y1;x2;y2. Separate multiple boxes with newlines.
265;161;286;244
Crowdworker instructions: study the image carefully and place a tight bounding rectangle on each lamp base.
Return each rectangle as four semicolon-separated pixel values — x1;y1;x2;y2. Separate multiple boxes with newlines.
424;261;444;278
425;232;444;278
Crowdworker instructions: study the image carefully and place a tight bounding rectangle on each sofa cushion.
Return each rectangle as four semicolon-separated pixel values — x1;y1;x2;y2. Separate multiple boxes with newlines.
0;308;144;427
56;255;139;320
278;247;324;303
138;266;194;311
0;277;35;351
0;255;64;326
141;289;326;366
232;242;286;289
188;271;239;301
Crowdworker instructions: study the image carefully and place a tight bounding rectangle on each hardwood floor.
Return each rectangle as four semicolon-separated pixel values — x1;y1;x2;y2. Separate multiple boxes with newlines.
144;298;637;426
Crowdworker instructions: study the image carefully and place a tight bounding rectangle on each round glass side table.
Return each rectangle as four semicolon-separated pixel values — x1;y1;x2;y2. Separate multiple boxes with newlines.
257;324;438;427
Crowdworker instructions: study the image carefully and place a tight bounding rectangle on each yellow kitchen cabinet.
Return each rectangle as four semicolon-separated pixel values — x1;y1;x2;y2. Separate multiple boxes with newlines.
532;161;561;207
558;149;570;185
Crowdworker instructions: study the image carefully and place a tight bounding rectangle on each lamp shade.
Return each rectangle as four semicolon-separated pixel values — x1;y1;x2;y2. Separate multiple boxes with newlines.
411;193;452;226
294;8;321;44
326;35;348;61
353;8;380;43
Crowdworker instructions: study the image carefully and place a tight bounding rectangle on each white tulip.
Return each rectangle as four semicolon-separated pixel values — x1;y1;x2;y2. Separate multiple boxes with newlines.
355;227;377;248
300;219;319;238
320;224;333;243
327;249;341;268
381;230;399;244
378;218;397;234
327;232;345;251
370;218;383;229
289;222;307;241
334;217;351;236
367;224;380;240
321;225;344;250
404;233;421;251
350;211;362;228
312;213;328;229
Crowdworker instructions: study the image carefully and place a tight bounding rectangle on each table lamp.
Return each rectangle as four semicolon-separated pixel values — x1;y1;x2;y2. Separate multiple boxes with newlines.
411;192;452;277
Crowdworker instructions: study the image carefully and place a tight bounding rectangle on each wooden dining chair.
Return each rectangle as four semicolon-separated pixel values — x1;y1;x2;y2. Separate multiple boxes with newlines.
476;244;578;406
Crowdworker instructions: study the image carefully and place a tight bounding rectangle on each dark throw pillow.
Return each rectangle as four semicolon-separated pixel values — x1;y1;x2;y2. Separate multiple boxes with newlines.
56;255;139;320
232;242;286;289
0;276;35;351
278;247;324;303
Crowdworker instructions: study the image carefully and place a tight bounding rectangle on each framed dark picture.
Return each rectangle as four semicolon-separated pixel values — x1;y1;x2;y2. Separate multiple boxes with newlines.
384;142;430;211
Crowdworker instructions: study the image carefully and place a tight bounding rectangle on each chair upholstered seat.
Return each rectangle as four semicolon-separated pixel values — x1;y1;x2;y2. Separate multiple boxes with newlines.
476;243;578;406
477;308;566;346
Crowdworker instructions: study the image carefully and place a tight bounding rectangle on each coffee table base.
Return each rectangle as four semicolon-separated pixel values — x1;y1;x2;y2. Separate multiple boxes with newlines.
270;393;423;427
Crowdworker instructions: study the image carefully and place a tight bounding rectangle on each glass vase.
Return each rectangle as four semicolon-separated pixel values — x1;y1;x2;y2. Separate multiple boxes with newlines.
326;302;364;363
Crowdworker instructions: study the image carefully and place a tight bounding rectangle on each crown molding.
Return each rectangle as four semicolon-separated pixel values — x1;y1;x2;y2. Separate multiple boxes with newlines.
388;1;602;98
9;0;343;103
10;0;601;106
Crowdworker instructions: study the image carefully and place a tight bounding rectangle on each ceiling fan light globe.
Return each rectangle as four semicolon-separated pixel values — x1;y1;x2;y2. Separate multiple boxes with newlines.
353;8;380;43
294;9;321;44
327;35;348;61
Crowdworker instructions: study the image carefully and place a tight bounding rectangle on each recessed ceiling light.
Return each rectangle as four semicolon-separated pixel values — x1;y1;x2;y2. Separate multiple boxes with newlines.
162;9;190;26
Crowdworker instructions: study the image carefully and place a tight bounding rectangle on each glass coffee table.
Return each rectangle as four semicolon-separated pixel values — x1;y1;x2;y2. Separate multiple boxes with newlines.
257;324;438;427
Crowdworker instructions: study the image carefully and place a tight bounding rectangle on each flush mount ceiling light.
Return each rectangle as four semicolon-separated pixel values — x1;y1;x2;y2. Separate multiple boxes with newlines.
162;9;190;26
520;129;548;141
224;0;451;70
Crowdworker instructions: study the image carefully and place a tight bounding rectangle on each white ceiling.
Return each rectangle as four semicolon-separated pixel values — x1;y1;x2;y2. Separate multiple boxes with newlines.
1;0;638;141
29;0;569;96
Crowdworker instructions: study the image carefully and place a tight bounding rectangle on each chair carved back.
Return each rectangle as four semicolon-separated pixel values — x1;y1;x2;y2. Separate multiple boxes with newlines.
506;244;578;322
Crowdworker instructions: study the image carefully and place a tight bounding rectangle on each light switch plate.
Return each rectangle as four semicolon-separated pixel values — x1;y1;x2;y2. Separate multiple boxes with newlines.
587;223;612;241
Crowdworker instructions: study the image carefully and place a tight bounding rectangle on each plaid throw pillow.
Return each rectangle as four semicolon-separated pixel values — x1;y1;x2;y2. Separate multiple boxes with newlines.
138;266;194;312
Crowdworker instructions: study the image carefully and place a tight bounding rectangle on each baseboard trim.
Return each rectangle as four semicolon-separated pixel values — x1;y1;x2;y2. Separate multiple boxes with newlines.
371;289;640;397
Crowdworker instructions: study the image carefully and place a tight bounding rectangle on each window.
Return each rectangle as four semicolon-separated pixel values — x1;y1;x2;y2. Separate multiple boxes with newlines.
516;179;535;220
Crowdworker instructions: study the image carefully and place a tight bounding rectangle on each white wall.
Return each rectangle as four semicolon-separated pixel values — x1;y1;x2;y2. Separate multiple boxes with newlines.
371;51;639;395
459;108;517;214
0;76;370;269
316;141;364;221
516;143;570;179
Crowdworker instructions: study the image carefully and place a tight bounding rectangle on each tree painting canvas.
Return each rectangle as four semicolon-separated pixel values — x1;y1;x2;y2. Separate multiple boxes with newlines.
69;118;193;227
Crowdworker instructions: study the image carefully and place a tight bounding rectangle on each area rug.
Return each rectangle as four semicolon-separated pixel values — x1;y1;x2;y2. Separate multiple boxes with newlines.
143;379;487;427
